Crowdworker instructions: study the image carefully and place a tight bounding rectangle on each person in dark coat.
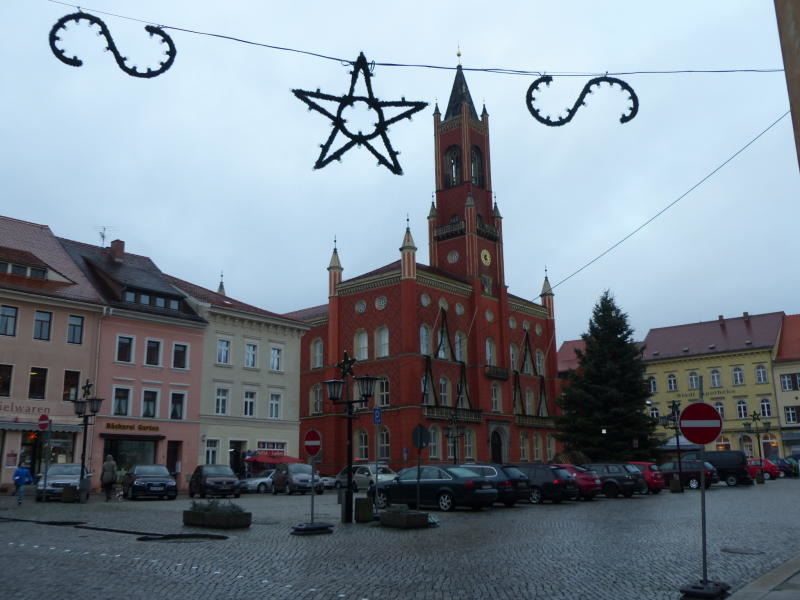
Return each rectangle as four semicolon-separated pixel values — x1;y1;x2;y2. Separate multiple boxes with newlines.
12;462;34;505
101;454;118;501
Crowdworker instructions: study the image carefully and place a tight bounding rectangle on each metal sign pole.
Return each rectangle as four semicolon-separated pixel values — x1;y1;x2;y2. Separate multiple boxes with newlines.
700;446;708;584
309;457;315;524
43;424;52;492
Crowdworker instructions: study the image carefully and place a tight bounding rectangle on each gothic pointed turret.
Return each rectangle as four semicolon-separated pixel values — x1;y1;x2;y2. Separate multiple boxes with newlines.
400;225;417;280
328;245;342;297
217;272;226;296
444;65;478;121
541;273;554;317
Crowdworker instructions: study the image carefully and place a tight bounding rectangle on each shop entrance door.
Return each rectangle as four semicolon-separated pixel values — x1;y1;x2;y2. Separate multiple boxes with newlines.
229;440;246;477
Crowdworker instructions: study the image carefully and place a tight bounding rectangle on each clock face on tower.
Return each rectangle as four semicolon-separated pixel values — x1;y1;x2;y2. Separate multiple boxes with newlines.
480;249;492;266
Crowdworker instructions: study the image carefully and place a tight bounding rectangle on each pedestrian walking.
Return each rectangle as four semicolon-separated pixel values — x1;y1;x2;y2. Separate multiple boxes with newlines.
12;462;34;505
101;454;118;502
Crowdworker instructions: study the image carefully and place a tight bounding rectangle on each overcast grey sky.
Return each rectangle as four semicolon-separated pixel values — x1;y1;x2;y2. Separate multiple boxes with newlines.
2;1;797;346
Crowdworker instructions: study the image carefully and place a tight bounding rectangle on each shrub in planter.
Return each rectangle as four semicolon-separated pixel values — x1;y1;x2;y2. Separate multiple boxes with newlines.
183;499;252;529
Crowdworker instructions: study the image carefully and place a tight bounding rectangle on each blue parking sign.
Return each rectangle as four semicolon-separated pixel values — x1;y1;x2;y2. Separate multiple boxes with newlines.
373;407;381;425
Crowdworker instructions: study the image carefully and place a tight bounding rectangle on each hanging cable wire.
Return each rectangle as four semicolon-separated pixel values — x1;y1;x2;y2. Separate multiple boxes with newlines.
546;110;791;295
44;0;783;77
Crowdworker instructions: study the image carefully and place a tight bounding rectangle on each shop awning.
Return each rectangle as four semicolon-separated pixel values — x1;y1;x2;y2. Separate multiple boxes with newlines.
0;420;82;433
245;454;303;464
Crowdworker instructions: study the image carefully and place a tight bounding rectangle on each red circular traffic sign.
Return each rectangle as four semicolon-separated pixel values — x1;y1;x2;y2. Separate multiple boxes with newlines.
303;429;322;457
679;402;722;445
37;414;51;431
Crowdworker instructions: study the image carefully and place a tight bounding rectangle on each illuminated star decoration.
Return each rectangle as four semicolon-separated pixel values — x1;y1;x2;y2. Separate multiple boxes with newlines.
293;52;428;175
526;75;639;126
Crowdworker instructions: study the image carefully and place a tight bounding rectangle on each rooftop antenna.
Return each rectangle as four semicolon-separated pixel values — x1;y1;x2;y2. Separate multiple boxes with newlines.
95;226;115;247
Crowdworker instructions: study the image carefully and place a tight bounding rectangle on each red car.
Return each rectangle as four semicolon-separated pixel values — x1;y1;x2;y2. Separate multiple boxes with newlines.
747;458;781;480
552;463;601;500
628;461;666;494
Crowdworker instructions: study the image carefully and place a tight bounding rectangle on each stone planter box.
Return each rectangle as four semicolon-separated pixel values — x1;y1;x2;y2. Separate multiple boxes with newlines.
183;510;252;529
379;510;429;529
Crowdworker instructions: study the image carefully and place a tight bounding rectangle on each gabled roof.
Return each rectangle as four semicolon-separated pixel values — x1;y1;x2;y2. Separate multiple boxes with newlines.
165;274;306;328
776;314;800;362
557;339;585;373
283;304;329;323
59;238;204;323
0;216;103;304
642;312;784;361
444;65;479;121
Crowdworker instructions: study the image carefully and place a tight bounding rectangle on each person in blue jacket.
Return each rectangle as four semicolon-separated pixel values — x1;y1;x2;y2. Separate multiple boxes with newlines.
13;462;34;505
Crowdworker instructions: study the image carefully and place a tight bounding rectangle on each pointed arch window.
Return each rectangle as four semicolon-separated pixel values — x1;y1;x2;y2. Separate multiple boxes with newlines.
510;344;519;372
454;331;467;362
378;427;390;459
535;350;545;377
354;330;368;360
444;146;461;188
538;390;549;417
464;428;475;459
429;425;440;458
357;429;369;460
485;337;496;366
375;326;389;358
546;434;556;460
520;432;529;461
470;146;484;187
491;382;502;412
525;388;534;415
311;338;324;369
421;375;432;405
533;433;542;461
310;384;323;415
439;376;450;406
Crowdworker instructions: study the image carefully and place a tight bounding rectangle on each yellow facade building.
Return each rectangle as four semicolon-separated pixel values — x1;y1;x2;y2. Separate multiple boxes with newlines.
642;312;784;459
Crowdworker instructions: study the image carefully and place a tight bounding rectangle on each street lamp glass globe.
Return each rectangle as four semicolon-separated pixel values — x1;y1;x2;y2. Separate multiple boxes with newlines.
323;379;344;401
89;396;104;414
72;398;87;417
355;375;377;399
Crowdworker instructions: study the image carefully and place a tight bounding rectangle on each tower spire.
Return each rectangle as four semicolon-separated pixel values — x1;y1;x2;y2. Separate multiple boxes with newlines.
217;270;226;296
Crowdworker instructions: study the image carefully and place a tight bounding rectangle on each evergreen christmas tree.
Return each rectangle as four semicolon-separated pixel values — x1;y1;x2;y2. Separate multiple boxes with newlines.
556;291;658;461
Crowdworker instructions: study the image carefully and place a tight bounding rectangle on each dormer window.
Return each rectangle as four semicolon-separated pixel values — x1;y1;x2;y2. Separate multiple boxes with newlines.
169;299;180;310
444;146;461;188
139;294;150;305
10;264;26;275
154;297;166;308
124;290;136;302
29;267;46;279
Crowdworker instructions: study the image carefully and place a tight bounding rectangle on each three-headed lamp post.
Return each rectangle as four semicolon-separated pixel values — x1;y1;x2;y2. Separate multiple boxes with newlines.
323;352;376;524
744;411;771;484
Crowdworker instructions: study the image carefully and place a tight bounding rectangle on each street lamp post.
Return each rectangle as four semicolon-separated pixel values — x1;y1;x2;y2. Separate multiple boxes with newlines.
744;411;772;484
444;414;464;465
659;400;684;492
323;352;376;524
71;379;104;501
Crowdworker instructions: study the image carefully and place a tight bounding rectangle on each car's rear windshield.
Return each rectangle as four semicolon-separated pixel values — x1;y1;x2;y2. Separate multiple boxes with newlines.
136;465;170;476
502;466;527;479
204;466;235;476
289;464;312;474
624;465;641;474
47;465;80;476
376;466;395;475
551;468;573;479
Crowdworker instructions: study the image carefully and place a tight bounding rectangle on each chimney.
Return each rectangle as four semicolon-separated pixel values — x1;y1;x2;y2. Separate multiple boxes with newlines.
743;312;750;322
110;239;125;262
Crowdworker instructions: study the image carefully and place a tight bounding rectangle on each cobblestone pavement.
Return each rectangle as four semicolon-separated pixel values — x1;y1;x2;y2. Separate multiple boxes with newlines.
2;480;800;599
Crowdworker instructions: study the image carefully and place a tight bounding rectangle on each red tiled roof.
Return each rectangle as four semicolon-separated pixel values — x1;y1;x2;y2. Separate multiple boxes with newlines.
558;339;584;373
165;274;306;326
642;312;784;361
0;216;103;304
283;304;329;323
776;314;800;362
0;246;48;268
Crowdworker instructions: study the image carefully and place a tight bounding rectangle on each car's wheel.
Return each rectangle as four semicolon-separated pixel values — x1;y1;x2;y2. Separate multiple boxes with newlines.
603;483;619;498
257;483;267;494
529;486;543;504
437;491;455;511
725;474;739;487
763;471;772;481
375;491;388;509
688;478;700;489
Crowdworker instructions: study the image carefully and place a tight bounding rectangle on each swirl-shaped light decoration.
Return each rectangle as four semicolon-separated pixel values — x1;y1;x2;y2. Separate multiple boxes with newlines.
526;75;639;126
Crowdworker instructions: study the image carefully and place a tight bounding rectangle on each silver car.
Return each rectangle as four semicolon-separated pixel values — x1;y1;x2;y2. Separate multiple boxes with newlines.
240;470;275;494
335;464;397;492
36;463;86;502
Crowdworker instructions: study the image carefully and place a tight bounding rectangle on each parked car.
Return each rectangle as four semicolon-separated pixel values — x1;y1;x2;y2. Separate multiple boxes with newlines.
319;474;337;489
774;458;798;478
628;461;666;494
189;464;241;498
121;464;178;500
584;463;641;498
683;450;752;486
273;462;324;495
552;464;601;501
459;463;530;507
375;464;497;511
659;460;719;489
35;463;86;502
747;458;782;480
511;463;578;504
240;469;275;493
335;463;397;492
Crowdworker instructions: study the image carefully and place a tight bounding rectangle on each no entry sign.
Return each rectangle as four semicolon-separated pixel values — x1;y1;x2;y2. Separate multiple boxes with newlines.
303;429;322;457
37;414;51;431
679;402;722;445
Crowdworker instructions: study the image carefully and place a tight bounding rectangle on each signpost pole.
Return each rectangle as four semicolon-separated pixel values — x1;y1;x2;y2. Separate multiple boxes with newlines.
310;456;315;524
291;430;331;536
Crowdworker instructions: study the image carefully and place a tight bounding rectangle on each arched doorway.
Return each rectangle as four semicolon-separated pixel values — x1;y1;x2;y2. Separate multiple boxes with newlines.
490;430;503;463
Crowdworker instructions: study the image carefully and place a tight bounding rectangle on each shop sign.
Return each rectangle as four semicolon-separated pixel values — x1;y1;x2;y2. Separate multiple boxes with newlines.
105;422;160;432
0;402;50;416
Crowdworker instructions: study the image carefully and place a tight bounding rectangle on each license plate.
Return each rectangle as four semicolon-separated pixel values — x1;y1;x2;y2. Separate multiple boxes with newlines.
517;482;527;488
481;483;491;489
150;486;164;492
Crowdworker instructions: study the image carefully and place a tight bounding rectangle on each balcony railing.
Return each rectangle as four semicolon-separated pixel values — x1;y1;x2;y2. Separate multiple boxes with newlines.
485;365;510;380
434;220;465;240
515;414;555;428
477;221;499;241
422;405;482;422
